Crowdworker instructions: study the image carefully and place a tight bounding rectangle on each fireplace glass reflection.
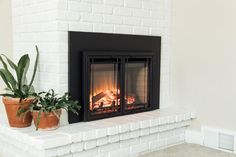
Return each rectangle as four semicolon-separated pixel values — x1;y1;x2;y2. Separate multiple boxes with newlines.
125;59;150;111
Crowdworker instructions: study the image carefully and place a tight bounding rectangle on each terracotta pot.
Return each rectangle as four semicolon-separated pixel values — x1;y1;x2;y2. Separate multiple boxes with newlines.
2;97;35;128
32;109;61;131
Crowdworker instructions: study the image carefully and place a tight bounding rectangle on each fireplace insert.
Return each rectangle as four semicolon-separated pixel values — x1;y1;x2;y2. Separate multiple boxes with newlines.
69;32;161;122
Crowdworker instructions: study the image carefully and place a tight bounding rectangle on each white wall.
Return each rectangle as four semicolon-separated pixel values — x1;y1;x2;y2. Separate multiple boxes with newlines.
0;0;13;92
171;0;236;131
0;0;13;115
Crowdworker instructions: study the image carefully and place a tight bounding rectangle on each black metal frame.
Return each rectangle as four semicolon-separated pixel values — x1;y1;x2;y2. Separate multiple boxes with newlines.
68;31;161;123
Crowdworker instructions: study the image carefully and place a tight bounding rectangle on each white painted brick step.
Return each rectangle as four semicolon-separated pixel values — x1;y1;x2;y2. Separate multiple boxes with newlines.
0;107;195;157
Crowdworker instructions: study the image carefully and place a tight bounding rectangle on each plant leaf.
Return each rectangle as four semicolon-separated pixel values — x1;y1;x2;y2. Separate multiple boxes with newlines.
1;54;17;70
21;58;30;86
17;107;26;117
1;54;19;91
12;89;25;99
0;56;9;70
0;57;17;90
2;69;17;90
29;45;39;87
17;54;30;91
36;110;42;131
0;70;11;89
0;69;15;90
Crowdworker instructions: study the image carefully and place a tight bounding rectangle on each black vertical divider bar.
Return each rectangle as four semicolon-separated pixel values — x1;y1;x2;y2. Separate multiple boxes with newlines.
113;59;115;111
83;54;89;121
120;57;125;114
125;57;127;110
149;57;153;108
144;58;147;107
91;58;94;111
125;57;128;110
113;58;117;111
116;58;120;111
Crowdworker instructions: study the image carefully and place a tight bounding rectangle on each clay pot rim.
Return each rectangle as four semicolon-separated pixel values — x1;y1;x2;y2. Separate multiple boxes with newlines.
32;109;62;114
2;96;36;106
2;96;36;101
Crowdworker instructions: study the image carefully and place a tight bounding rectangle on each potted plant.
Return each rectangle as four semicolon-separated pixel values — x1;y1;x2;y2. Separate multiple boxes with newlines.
0;46;39;128
30;89;81;131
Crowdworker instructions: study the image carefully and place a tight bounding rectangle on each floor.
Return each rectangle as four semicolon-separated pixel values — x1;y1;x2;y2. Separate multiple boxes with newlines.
140;143;236;157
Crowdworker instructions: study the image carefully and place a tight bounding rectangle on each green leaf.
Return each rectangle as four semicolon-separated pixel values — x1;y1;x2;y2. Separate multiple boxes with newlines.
12;89;25;99
2;69;17;90
22;85;30;95
21;58;30;86
1;55;19;90
17;54;30;91
1;54;17;70
0;69;17;90
17;107;26;117
36;110;42;131
0;57;17;90
0;56;8;70
0;70;11;90
29;46;39;87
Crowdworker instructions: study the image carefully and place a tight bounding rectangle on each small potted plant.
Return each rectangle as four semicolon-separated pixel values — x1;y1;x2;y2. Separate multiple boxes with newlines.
30;89;81;131
0;46;39;127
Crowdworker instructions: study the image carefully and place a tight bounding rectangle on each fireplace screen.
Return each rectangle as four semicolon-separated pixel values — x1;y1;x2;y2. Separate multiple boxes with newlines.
87;54;151;119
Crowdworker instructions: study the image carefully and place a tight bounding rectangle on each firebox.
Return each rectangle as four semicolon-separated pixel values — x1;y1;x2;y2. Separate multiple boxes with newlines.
68;32;161;123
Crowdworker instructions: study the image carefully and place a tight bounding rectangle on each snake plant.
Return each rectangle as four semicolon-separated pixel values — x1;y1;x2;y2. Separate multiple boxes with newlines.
0;46;39;99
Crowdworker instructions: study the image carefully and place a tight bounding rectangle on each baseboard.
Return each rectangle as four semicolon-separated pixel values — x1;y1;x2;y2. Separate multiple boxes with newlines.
185;126;236;155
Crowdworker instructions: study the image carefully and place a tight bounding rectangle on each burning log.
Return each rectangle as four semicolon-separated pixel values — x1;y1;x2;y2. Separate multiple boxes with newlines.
92;90;117;104
90;89;136;112
92;91;108;103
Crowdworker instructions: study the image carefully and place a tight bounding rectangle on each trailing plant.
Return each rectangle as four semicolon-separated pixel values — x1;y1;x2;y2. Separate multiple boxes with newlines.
0;46;39;99
30;89;81;130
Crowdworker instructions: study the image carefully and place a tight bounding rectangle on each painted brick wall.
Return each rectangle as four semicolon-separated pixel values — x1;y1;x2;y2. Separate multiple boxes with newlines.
11;0;172;124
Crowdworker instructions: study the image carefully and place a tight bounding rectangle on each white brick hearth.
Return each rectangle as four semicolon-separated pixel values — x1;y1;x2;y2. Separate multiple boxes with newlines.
0;108;195;157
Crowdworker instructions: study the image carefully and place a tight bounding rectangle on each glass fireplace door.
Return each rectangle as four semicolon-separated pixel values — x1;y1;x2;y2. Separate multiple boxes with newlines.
89;58;121;116
124;58;151;111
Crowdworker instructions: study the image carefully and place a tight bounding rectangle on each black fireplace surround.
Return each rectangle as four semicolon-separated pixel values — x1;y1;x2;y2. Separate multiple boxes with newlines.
68;32;161;123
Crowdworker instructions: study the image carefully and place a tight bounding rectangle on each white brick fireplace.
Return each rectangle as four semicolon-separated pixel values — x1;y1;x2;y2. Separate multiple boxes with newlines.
11;0;172;122
0;0;196;157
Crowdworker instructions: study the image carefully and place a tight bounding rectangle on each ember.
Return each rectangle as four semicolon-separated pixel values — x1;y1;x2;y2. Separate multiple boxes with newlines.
90;89;136;112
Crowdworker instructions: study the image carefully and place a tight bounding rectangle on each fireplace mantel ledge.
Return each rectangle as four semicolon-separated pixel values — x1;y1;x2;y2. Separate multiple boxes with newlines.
0;107;196;157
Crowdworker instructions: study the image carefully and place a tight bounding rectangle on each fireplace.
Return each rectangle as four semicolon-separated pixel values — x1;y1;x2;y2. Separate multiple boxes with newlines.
68;32;161;122
86;52;152;117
